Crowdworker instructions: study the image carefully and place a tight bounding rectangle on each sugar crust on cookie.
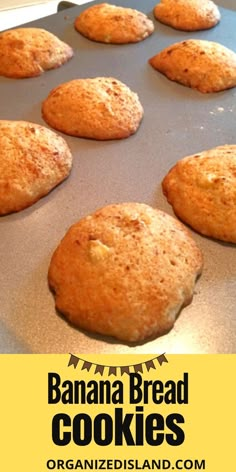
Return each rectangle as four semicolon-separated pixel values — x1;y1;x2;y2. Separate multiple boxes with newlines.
74;3;154;44
149;39;236;93
162;145;236;243
153;0;220;31
0;120;73;215
42;77;144;140
0;28;73;78
48;202;203;343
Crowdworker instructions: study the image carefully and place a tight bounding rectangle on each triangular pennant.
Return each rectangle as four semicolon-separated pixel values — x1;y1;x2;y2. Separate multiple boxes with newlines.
108;366;117;376
157;353;168;366
120;366;130;375
134;363;143;373
95;364;105;375
81;361;92;372
145;359;155;371
68;354;79;369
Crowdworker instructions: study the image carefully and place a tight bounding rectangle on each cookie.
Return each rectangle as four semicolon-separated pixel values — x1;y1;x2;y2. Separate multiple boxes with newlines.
0;28;73;78
149;39;236;93
153;0;220;31
42;77;144;140
74;3;154;44
48;202;203;343
0;120;72;215
162;145;236;243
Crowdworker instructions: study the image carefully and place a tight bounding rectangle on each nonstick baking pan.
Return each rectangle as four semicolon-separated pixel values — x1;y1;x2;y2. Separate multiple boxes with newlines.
0;0;235;353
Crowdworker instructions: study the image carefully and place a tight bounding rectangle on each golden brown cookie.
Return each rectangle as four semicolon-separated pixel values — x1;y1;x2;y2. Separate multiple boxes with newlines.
149;39;236;93
0;28;73;78
74;3;154;43
0;120;72;215
48;202;203;343
42;77;144;140
153;0;220;31
162;145;236;243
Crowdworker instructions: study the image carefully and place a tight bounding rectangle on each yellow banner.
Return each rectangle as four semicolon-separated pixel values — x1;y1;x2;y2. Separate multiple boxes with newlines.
0;354;235;471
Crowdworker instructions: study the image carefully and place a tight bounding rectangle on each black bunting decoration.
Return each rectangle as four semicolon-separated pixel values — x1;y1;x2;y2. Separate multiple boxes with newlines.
67;354;168;375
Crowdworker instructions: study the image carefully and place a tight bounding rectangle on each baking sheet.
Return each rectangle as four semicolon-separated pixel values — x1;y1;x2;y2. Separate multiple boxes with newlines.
0;0;235;353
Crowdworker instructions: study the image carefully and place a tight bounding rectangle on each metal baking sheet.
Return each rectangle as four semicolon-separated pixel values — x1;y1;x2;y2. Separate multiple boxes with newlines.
0;0;235;353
